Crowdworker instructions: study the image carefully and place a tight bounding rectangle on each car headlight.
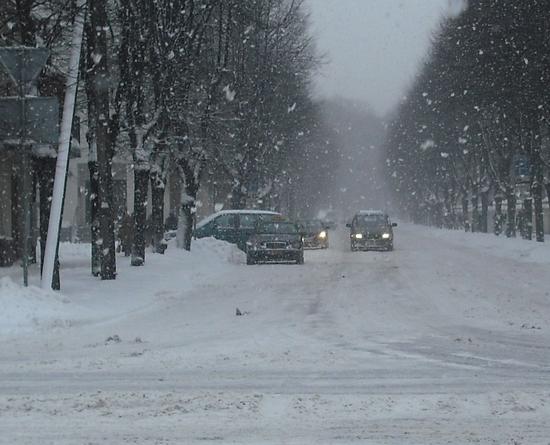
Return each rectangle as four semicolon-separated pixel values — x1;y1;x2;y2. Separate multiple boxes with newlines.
318;230;327;239
354;233;363;239
382;233;391;239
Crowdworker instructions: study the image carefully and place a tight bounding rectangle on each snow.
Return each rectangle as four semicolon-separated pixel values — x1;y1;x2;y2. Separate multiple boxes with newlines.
223;84;236;102
1;224;550;443
357;209;385;215
0;277;74;334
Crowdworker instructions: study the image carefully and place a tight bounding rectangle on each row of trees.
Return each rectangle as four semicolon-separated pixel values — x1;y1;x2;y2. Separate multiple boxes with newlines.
385;0;550;241
2;0;335;281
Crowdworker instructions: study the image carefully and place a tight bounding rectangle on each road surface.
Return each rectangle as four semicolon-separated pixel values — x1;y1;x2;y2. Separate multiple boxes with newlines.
1;224;549;444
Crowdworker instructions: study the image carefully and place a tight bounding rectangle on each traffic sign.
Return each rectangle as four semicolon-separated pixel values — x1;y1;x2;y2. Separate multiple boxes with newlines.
0;47;49;87
0;97;59;145
511;154;531;185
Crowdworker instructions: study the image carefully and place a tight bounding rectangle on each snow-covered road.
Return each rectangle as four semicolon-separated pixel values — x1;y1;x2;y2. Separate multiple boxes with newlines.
1;224;550;444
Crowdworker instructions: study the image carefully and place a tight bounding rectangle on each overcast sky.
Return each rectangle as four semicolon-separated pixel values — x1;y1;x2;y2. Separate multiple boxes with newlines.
306;0;458;115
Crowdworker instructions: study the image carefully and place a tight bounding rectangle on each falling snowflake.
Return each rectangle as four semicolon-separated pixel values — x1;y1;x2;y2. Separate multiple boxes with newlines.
92;52;103;64
420;140;435;151
223;85;236;102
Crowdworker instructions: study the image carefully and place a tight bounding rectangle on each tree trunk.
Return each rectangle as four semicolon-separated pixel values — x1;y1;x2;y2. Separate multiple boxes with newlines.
494;196;503;236
90;0;116;279
36;156;60;286
85;18;101;277
506;188;516;238
88;160;101;275
131;167;149;265
177;192;195;251
534;189;544;242
471;195;479;233
533;170;544;242
150;171;165;254
14;0;36;45
36;157;52;269
480;191;489;233
231;182;245;209
461;195;469;232
287;181;296;220
523;198;533;240
176;157;200;251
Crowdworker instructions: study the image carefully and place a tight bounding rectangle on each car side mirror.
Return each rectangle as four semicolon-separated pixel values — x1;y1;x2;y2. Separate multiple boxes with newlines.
392;222;398;227
346;223;351;228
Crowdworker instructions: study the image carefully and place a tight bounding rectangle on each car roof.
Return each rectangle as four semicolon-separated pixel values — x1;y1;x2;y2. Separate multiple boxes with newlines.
356;209;385;216
196;209;281;229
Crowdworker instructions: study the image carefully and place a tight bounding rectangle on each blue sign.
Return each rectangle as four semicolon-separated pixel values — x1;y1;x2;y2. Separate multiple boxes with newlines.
512;154;531;184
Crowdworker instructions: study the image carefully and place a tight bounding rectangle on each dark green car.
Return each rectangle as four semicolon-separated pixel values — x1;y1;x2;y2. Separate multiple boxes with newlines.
246;221;304;265
347;210;397;251
194;210;282;251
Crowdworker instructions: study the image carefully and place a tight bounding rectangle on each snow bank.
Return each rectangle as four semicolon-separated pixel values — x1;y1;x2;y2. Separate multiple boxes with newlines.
58;241;90;260
0;277;74;335
169;237;246;265
0;237;244;336
413;225;550;265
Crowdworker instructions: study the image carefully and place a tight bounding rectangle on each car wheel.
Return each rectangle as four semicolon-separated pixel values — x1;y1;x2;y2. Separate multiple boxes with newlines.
246;254;256;265
387;244;394;252
296;252;304;264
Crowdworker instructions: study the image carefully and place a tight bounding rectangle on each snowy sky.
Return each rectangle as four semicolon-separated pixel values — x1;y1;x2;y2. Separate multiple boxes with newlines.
306;0;460;115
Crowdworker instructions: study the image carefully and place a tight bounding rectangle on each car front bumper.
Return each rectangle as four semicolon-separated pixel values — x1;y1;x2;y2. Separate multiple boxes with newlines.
351;238;392;250
303;238;328;249
248;248;302;262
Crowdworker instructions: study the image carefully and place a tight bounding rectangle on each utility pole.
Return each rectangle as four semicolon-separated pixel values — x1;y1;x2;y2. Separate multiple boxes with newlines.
41;0;87;290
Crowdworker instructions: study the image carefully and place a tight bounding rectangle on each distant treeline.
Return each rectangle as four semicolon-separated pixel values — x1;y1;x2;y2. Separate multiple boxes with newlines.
385;1;550;241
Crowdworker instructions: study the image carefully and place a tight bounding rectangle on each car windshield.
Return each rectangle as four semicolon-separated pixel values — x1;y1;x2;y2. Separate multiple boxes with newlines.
257;222;298;234
300;220;323;232
354;215;387;227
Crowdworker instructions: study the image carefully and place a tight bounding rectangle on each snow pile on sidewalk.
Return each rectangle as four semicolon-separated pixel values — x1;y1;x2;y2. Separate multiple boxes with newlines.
0;237;245;336
0;277;73;335
414;225;550;264
171;237;246;265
